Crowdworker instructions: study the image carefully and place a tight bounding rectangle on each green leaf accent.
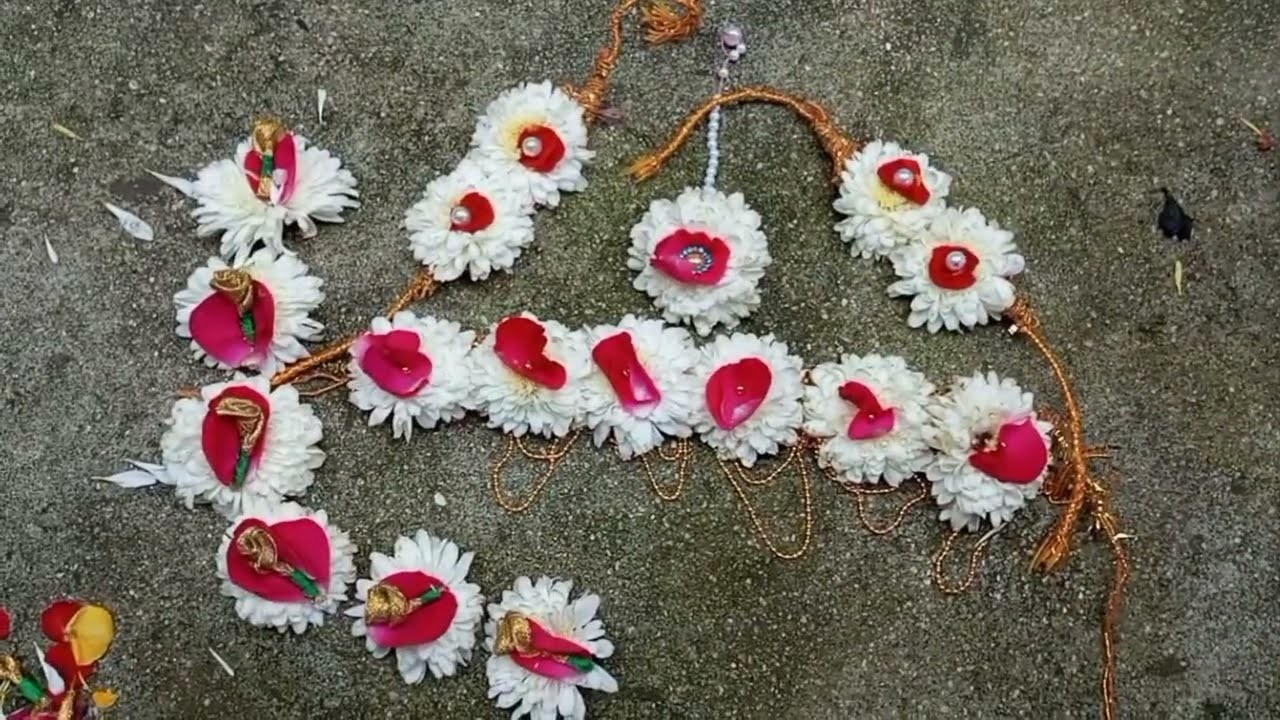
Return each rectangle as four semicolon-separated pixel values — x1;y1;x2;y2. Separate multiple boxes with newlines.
260;154;275;177
290;568;322;599
239;311;256;342
567;655;595;673
419;585;444;603
232;449;251;488
17;676;47;703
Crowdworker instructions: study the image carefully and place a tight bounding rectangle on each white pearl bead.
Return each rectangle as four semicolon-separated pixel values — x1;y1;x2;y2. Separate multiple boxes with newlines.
520;135;543;156
893;167;915;186
946;250;968;271
728;49;741;62
450;206;471;225
720;25;744;48
716;67;729;79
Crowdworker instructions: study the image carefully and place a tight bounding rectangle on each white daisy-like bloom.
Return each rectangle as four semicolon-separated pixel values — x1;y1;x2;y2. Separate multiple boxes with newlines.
581;315;700;460
347;311;475;441
469;81;593;208
833;139;952;259
485;576;618;720
693;333;805;467
625;187;772;336
191;120;360;264
887;206;1025;333
345;530;484;684
405;157;537;282
802;353;936;486
466;313;592;438
159;374;324;517
174;253;324;377
215;499;355;634
924;371;1054;532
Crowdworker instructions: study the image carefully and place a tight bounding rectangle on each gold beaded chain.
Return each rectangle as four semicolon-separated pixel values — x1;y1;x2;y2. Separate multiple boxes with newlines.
931;528;996;595
713;440;816;561
636;436;694;501
836;473;931;536
489;431;582;513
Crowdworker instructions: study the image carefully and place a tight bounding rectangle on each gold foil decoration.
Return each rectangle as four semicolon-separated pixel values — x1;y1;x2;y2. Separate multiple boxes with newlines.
213;396;266;453
0;654;23;684
235;525;291;574
251;116;286;154
363;583;415;625
211;268;254;314
494;612;534;656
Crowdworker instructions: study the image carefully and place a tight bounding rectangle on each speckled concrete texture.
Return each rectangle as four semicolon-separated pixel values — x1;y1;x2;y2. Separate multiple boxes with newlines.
1;0;1278;718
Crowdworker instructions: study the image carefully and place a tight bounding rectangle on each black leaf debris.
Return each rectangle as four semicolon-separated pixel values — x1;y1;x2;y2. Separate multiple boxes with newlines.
1156;187;1193;241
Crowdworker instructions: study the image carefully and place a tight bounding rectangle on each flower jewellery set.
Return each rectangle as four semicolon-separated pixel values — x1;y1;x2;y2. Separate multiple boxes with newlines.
82;1;1130;718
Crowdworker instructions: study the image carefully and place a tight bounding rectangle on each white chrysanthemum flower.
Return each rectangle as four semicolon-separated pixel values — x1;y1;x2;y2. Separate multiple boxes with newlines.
159;374;324;517
581;315;700;460
485;576;618;720
191;125;359;264
346;530;484;684
693;333;805;467
466;313;591;438
924;371;1054;531
405;157;537;282
887;207;1025;333
803;353;935;486
626;187;772;336
174;253;324;377
347;311;475;441
833;140;952;259
216;499;355;634
468;81;593;208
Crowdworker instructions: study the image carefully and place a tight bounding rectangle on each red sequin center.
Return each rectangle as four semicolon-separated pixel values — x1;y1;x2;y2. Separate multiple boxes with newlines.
517;125;566;173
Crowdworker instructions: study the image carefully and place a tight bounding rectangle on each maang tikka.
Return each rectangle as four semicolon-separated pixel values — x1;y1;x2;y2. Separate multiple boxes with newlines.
627;24;772;338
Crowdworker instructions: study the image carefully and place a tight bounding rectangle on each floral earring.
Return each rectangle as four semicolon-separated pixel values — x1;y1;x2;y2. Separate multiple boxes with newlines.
156;115;360;264
627;24;770;337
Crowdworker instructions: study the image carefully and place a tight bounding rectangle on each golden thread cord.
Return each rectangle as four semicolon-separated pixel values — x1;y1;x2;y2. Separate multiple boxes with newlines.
564;0;703;122
931;530;992;595
715;441;815;560
629;86;858;184
270;269;440;388
1006;296;1129;720
490;431;581;513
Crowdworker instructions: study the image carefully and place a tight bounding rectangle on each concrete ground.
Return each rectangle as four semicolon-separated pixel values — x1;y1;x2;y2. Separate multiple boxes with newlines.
2;0;1278;717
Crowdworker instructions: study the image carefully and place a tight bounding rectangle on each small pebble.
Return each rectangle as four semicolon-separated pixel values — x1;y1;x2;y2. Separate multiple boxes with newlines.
433;492;447;507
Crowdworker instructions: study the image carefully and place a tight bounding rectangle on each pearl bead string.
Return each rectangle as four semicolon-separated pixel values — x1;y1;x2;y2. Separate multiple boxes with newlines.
704;24;745;190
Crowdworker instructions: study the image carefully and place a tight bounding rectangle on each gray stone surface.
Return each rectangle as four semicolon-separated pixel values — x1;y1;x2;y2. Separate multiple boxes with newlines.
1;0;1278;717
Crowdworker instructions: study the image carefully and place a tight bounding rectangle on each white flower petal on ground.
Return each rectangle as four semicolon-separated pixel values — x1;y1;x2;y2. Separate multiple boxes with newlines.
191;131;359;264
215;499;355;634
802;353;936;486
469;81;593;208
833;139;952;259
485;576;618;720
923;370;1054;531
887;206;1025;333
465;313;591;439
174;253;324;377
581;314;700;460
405;157;537;282
626;187;771;336
692;333;805;467
347;311;475;441
159;374;324;517
346;530;484;683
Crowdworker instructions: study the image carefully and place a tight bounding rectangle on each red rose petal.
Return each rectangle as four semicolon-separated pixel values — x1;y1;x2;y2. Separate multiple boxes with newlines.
40;600;82;642
590;331;662;413
876;157;931;205
927;244;980;290
512;617;593;681
517;125;566;174
450;191;496;233
838;380;897;440
226;517;333;603
0;606;10;640
494;316;567;390
705;358;773;430
968;418;1049;485
189;280;276;368
201;384;271;487
242;133;297;202
45;642;95;688
365;571;459;649
650;229;731;285
355;329;433;398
